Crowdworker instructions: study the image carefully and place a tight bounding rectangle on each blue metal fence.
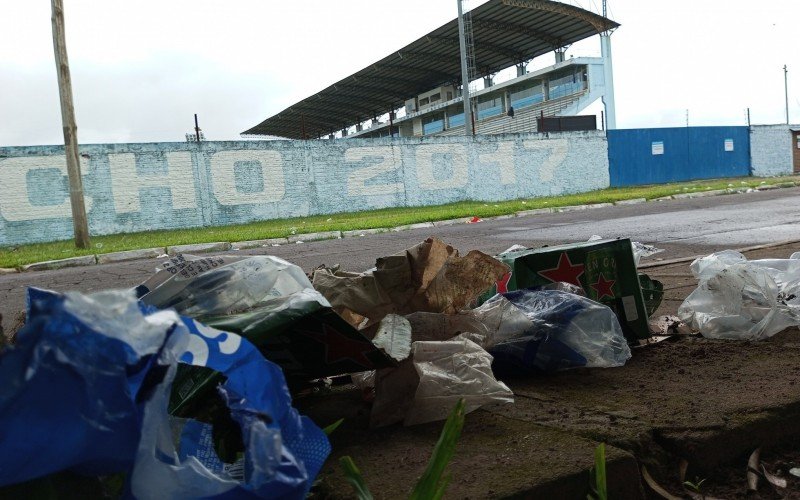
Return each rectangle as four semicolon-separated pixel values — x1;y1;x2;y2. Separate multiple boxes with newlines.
608;126;751;186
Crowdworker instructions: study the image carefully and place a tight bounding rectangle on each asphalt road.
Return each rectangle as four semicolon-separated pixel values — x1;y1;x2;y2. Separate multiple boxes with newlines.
2;186;800;332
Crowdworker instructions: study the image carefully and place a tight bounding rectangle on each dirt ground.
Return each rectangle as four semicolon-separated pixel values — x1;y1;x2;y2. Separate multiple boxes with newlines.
300;242;800;499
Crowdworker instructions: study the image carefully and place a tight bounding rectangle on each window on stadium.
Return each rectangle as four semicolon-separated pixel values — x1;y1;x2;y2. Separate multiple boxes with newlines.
476;95;504;120
548;69;584;99
510;81;544;109
422;113;445;134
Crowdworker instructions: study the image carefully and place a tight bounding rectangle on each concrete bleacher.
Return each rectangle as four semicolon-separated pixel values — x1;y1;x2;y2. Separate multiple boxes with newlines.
437;90;587;136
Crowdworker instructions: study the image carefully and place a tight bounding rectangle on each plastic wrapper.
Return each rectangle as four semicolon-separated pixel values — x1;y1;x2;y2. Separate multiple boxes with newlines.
131;310;330;499
0;288;329;498
475;290;631;373
404;335;514;426
370;335;513;427
678;251;800;340
138;254;395;393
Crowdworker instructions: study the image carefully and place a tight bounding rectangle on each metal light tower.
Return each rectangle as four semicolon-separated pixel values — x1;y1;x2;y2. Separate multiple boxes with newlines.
599;0;617;130
457;0;473;136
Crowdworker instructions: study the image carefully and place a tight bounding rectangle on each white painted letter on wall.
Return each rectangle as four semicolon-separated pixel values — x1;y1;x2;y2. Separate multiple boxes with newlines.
210;150;285;206
0;156;92;221
416;144;468;190
109;152;197;213
522;139;568;182
478;141;516;184
345;146;402;196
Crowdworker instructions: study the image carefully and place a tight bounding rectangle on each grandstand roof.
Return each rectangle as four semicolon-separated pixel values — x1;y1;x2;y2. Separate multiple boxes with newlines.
243;0;619;139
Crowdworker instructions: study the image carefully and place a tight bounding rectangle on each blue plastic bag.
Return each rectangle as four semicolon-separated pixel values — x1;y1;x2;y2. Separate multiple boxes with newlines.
477;289;631;373
0;288;330;498
131;313;330;499
0;289;168;484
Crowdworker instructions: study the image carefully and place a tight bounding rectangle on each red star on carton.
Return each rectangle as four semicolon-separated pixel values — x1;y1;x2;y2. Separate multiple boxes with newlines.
301;324;375;368
538;252;585;288
590;273;616;299
496;271;513;293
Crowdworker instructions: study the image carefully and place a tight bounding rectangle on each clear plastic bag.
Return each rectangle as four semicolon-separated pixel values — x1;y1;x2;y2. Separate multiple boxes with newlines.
474;290;631;373
679;251;800;340
404;334;514;426
370;335;513;427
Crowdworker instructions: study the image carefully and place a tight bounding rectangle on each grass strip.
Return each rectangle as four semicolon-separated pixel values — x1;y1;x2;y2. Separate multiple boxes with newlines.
0;175;795;269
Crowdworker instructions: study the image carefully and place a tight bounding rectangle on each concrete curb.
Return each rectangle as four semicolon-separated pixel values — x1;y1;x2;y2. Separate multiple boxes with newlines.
231;238;289;250
390;222;435;231
97;247;165;264
431;218;468;227
342;228;389;237
556;204;588;212
516;208;552;217
639;238;800;270
22;255;97;272
614;198;646;205
9;178;799;273
287;231;342;243
167;242;232;255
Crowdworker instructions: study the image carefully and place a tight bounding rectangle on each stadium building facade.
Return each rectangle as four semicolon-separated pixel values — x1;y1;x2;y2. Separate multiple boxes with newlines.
244;0;619;140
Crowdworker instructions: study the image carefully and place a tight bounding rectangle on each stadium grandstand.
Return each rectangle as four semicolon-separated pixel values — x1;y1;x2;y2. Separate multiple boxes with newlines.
242;0;619;140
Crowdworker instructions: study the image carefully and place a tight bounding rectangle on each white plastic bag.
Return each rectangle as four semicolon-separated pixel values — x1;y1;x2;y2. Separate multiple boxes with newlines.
370;335;513;427
404;335;514;426
679;251;800;340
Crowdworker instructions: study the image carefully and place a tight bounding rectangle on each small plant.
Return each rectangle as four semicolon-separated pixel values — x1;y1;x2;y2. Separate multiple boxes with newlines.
340;398;466;500
588;443;607;500
683;476;707;493
322;418;344;436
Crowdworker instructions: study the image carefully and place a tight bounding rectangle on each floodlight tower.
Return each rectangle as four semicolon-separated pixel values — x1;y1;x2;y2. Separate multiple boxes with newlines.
600;0;617;130
457;0;474;136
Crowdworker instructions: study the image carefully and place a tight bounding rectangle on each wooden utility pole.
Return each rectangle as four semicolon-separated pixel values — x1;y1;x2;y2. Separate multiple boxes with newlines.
51;0;90;249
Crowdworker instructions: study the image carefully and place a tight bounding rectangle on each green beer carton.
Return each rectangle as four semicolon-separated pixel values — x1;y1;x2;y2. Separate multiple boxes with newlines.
485;238;650;341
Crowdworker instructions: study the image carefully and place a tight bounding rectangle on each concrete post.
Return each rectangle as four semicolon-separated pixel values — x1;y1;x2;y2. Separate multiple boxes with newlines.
600;34;617;130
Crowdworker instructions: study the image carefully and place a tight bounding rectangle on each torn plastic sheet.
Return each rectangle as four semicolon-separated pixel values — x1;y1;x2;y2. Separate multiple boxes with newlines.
131;314;330;499
0;289;167;485
678;251;800;340
312;238;509;329
370;335;513;427
1;288;330;498
370;314;412;361
138;254;394;388
475;290;631;373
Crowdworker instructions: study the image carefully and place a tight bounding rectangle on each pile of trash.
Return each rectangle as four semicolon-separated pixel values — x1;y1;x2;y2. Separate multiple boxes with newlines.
679;250;800;340
0;236;663;497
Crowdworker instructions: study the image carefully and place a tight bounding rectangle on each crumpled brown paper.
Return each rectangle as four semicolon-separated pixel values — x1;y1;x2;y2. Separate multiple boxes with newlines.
312;238;509;329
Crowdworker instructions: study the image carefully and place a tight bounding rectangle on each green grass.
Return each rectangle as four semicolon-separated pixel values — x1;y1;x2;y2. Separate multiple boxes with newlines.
0;175;796;269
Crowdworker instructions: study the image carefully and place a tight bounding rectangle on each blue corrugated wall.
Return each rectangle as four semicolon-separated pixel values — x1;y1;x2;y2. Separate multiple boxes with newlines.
608;126;751;186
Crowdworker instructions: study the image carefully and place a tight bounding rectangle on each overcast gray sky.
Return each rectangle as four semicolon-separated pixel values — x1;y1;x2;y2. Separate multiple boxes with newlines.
1;0;798;146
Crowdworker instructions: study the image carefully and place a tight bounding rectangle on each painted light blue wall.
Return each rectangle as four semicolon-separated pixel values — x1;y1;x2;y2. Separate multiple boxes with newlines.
0;131;609;246
750;124;798;177
608;126;751;186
